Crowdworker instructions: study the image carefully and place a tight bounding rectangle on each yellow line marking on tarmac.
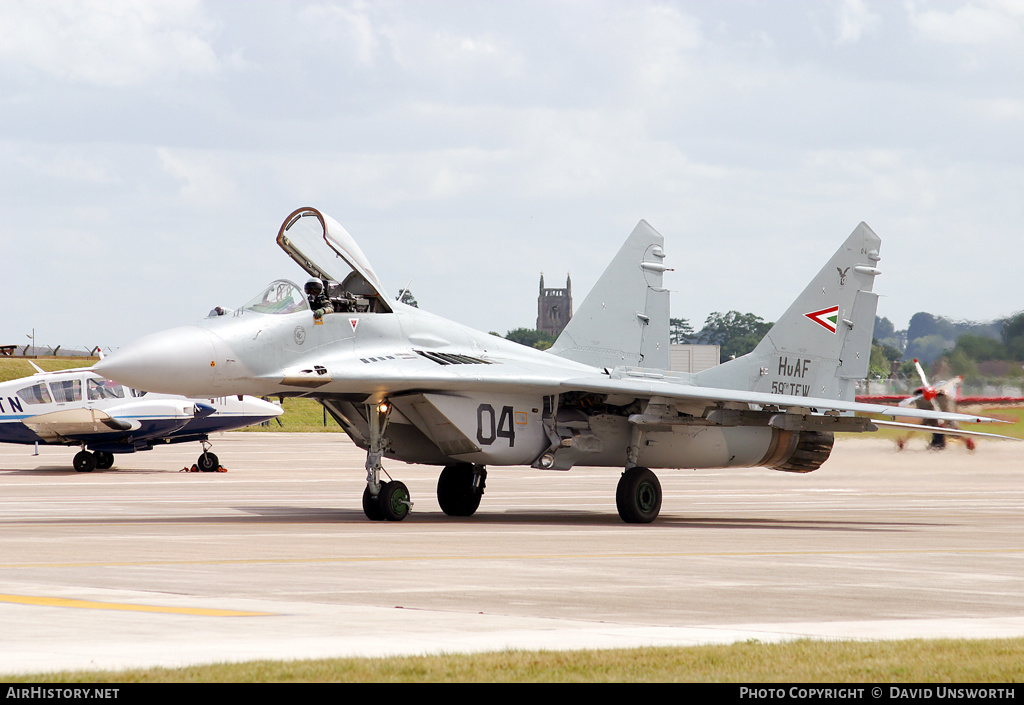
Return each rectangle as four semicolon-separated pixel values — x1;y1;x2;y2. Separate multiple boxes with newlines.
0;594;271;617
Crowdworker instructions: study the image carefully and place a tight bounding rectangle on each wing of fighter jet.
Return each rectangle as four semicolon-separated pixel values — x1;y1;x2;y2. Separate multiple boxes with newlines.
95;208;1015;522
0;366;282;471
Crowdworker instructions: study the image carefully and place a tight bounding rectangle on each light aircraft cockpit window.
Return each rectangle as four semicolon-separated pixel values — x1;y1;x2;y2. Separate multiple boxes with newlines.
88;378;126;401
129;388;147;398
48;379;81;403
17;383;52;405
241;280;309;315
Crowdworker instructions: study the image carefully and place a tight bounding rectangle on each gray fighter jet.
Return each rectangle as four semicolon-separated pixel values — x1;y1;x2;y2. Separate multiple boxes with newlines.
95;208;1011;523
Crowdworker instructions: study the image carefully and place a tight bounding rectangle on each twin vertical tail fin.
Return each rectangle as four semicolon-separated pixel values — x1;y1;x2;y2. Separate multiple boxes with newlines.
548;220;670;370
695;222;882;402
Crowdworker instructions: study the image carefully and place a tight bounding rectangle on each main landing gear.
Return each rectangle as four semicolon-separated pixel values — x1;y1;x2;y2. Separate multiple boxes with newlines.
72;442;223;473
616;466;662;523
73;449;114;472
614;425;663;523
361;401;413;521
437;462;487;517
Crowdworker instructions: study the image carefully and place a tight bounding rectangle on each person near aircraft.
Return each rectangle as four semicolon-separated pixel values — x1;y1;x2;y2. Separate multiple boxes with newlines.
305;278;334;319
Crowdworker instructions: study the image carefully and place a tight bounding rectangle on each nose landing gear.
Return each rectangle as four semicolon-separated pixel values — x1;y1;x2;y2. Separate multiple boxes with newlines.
361;400;413;521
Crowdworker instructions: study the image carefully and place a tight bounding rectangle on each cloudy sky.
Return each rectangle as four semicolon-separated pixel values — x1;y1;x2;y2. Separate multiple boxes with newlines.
2;0;1022;353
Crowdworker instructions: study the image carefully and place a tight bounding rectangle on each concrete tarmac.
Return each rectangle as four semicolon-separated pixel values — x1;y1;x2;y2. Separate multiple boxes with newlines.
0;432;1022;675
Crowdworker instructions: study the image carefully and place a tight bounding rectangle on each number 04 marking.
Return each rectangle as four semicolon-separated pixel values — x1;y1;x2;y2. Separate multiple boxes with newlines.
476;404;515;447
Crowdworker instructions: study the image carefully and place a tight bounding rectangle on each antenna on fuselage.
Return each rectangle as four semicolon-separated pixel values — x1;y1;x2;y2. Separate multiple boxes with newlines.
397;280;413;304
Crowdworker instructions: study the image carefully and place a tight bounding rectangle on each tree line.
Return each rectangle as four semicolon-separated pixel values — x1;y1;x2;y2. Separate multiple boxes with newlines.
500;310;1024;382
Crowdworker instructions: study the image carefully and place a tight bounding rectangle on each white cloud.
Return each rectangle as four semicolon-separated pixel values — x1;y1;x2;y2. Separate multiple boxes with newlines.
298;1;380;67
2;1;1023;346
2;142;117;184
0;0;224;87
157;148;240;208
835;0;881;45
907;0;1024;46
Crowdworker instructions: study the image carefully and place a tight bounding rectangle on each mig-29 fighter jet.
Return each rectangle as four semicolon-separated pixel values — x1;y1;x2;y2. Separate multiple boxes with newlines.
95;208;1011;522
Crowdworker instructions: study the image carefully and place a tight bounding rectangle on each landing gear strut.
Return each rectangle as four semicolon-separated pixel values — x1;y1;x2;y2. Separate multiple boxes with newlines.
361;400;412;521
437;463;486;517
616;466;662;523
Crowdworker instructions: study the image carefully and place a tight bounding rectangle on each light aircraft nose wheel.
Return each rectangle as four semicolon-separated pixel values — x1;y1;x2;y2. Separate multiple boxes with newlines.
197;452;220;472
616;466;662;524
379;481;411;522
73;451;97;473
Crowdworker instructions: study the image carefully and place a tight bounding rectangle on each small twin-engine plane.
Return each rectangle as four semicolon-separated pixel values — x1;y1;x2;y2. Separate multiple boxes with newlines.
95;208;1013;522
0;363;282;471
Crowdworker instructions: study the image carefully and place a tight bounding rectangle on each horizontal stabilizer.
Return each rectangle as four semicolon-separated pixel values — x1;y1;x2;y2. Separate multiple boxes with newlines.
871;418;1020;441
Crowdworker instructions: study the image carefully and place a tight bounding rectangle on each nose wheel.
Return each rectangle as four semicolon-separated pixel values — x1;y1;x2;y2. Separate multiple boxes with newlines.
362;481;412;521
361;400;413;521
197;451;220;472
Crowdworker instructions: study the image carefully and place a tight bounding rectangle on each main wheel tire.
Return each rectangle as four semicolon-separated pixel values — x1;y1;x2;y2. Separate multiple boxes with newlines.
437;463;484;517
94;452;115;470
73;451;97;473
362;485;385;521
380;481;411;522
197;452;219;472
616;466;662;524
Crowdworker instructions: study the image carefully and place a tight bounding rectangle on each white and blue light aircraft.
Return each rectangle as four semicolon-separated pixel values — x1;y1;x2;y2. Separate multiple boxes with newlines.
0;363;282;471
95;208;1013;521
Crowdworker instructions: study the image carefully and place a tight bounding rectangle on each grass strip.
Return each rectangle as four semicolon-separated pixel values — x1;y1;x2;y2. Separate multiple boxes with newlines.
7;638;1024;683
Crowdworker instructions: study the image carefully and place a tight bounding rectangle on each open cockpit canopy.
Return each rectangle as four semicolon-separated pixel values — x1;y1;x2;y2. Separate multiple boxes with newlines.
276;207;393;313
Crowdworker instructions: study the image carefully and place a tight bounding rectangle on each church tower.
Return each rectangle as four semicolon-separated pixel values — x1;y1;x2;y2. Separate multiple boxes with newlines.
537;274;572;337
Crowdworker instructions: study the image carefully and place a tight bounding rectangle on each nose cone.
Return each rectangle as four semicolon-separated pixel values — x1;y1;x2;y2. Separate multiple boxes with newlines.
96;326;224;396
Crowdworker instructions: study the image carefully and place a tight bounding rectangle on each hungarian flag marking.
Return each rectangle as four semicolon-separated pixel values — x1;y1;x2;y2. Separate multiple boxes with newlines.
805;305;839;334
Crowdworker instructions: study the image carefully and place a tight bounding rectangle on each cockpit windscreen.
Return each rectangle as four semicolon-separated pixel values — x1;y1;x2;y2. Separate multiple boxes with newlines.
241;280;309;315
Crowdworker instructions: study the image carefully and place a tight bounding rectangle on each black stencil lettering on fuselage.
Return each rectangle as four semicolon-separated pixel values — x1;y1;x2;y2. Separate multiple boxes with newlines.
476;403;515;447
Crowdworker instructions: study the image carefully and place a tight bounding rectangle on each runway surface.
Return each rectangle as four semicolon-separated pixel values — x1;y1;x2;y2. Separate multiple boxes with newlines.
0;432;1022;675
